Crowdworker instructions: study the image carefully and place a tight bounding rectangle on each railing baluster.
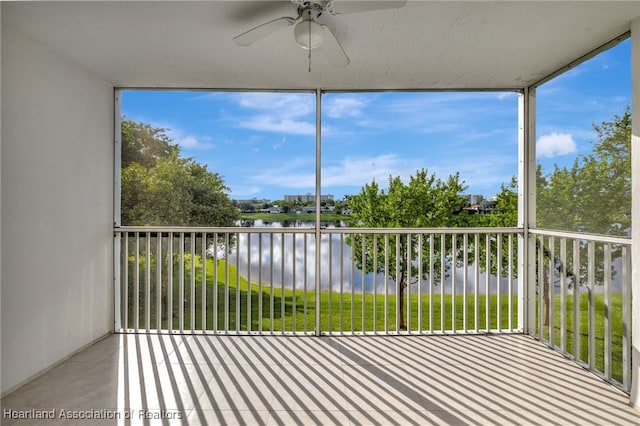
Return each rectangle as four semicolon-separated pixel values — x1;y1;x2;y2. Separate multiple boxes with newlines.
303;233;307;334
269;233;274;334
212;232;218;332
496;233;501;332
292;233;296;334
396;234;401;333
429;233;434;333
123;233;129;330
537;235;544;339
507;233;513;332
362;234;367;333
328;233;333;333
157;232;162;332
573;238;580;361
146;232;151;332
560;237;567;352
463;233;468;333
548;236;554;346
179;232;184;333
340;234;344;334
190;232;196;333
280;232;285;334
451;234;456;333
406;234;412;333
258;233;263;334
202;232;207;332
225;232;230;333
167;232;173;333
587;240;595;370
238;232;243;333
417;234;423;334
351;234;357;334
485;234;491;332
247;232;252;333
373;235;378;334
384;234;389;334
474;233;479;333
441;234;446;333
604;242;611;380
134;232;140;332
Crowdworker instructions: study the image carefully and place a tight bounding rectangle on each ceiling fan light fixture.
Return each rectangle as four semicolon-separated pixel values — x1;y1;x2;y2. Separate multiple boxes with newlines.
294;19;323;50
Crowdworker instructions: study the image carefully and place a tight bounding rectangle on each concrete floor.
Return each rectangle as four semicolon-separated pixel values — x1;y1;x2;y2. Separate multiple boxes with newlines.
2;333;639;425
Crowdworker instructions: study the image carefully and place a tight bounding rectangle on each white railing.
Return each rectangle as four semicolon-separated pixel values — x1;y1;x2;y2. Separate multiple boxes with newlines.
113;226;633;393
530;229;632;393
114;227;522;336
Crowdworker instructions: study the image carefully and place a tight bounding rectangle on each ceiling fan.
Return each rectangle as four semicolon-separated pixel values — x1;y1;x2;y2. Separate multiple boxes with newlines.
233;0;407;69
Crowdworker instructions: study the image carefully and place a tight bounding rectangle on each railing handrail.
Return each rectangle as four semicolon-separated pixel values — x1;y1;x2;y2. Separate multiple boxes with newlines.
115;226;630;244
115;226;314;234
321;227;521;234
115;225;523;235
530;228;631;245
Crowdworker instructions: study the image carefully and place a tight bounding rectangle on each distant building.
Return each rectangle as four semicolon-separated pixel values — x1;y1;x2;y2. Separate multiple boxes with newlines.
463;194;484;205
234;197;270;205
260;206;281;214
301;206;334;214
284;193;334;203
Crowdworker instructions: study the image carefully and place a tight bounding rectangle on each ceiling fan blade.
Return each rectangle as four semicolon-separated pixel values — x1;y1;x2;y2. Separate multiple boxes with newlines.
326;0;407;15
233;16;296;46
319;25;349;68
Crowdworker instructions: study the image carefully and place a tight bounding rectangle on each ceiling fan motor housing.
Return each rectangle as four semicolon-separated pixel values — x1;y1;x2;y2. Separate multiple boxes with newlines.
294;1;325;50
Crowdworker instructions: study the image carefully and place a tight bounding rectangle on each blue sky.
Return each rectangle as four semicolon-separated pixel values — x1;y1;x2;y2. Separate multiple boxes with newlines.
122;39;630;202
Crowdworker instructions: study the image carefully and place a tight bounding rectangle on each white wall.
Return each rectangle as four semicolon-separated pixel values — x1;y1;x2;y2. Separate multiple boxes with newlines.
1;25;114;394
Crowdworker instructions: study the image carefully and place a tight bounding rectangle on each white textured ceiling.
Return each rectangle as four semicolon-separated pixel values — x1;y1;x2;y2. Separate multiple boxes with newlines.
3;1;639;90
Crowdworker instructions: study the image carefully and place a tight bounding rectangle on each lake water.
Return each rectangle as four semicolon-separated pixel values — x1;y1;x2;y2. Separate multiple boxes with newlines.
237;219;347;228
226;220;517;295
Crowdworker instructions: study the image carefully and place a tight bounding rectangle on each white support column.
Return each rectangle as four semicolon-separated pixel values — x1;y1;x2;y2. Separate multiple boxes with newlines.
113;89;122;331
315;88;322;336
518;87;537;334
630;17;640;409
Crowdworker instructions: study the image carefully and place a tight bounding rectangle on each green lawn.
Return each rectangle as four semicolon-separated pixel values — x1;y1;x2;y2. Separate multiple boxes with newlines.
537;291;628;385
125;255;518;334
125;253;626;384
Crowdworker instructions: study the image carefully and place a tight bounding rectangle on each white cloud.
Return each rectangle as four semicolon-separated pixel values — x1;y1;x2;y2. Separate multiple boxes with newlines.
234;92;316;135
536;132;577;158
151;124;215;151
229;185;262;198
496;92;516;101
322;154;422;187
273;137;286;150
248;154;424;191
237;93;314;117
169;133;214;151
242;116;315;136
324;95;368;118
250;157;316;188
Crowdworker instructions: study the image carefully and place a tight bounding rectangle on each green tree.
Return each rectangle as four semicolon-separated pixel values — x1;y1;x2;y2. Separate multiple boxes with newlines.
120;119;239;227
536;110;631;324
121;118;177;169
120;119;240;324
347;169;467;329
538;108;631;235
